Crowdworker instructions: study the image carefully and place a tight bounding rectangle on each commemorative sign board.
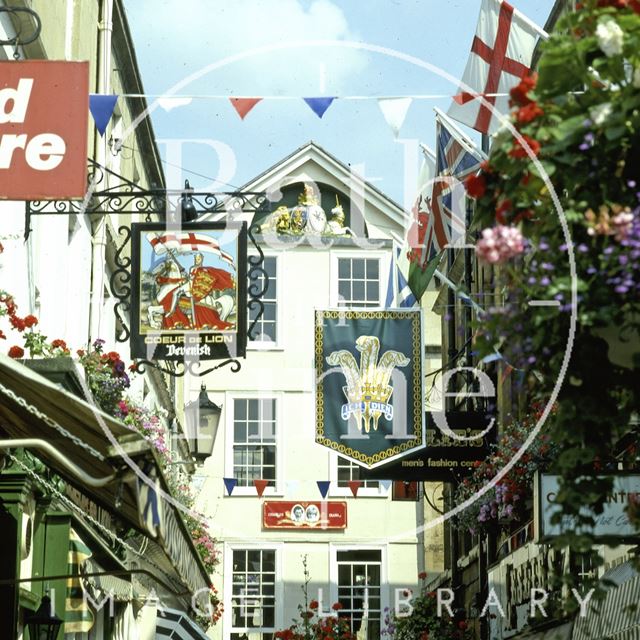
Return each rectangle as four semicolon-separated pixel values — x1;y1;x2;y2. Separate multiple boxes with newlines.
0;61;89;200
315;309;424;469
263;501;347;530
535;472;640;542
361;411;493;481
130;222;247;361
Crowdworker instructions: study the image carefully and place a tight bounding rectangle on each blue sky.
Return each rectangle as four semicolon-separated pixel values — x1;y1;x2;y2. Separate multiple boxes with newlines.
123;0;555;209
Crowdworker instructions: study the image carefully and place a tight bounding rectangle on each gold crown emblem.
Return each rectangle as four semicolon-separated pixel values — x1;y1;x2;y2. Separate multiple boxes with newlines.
327;335;409;433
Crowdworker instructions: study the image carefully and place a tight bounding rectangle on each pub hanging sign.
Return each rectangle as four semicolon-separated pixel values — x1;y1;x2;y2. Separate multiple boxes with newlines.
130;222;247;361
315;309;425;468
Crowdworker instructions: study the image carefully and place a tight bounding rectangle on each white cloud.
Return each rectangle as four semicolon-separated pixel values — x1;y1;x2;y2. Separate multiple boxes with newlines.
125;0;368;95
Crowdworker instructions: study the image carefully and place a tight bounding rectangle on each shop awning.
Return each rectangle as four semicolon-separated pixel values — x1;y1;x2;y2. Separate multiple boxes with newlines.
572;562;640;640
156;608;211;640
83;558;134;602
0;355;211;611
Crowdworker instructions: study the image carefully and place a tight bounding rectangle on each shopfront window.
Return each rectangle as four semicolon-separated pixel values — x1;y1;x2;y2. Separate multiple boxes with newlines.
230;548;277;640
336;549;382;640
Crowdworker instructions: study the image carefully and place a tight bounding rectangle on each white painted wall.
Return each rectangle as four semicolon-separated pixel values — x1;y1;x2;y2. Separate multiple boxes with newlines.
195;238;424;640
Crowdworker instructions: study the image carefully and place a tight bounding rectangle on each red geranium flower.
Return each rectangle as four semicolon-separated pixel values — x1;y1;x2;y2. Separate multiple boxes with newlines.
23;314;38;328
51;339;68;350
465;173;486;199
458;620;469;630
516;102;543;124
0;330;5;340
8;345;24;358
509;72;537;107
418;571;428;579
9;316;26;332
309;600;319;610
495;198;512;224
332;602;343;611
509;134;540;159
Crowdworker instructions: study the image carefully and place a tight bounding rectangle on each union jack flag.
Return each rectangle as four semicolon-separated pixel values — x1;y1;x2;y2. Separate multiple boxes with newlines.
421;109;485;264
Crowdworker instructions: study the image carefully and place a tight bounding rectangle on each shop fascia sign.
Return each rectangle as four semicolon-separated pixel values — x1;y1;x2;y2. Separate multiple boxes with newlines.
487;542;570;638
0;61;89;200
534;472;640;542
361;411;494;482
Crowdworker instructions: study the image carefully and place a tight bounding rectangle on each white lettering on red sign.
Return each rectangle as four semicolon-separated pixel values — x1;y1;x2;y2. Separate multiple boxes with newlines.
0;78;66;171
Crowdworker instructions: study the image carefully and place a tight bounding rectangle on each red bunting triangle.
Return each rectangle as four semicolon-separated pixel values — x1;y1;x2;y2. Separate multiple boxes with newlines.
253;479;270;497
230;97;262;120
348;481;362;497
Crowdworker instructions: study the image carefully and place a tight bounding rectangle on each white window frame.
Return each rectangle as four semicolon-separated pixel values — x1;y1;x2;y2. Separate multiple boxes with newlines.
248;251;283;350
223;542;284;640
328;543;389;637
329;250;390;308
329;453;390;498
224;391;284;496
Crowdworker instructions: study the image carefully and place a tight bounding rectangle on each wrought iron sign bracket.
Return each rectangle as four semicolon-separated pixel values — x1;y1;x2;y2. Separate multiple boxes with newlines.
25;159;270;378
0;6;42;59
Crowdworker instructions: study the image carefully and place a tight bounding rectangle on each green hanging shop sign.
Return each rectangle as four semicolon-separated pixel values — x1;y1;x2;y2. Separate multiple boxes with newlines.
315;309;424;468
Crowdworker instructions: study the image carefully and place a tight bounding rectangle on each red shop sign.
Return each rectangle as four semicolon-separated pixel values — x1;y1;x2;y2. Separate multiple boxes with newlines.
0;61;89;200
263;501;347;530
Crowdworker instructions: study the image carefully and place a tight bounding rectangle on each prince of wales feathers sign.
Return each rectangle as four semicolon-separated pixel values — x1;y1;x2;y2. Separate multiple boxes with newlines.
315;310;424;468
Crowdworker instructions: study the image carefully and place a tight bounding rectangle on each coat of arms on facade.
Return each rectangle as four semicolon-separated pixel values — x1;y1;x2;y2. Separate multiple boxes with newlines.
327;335;409;433
260;183;350;236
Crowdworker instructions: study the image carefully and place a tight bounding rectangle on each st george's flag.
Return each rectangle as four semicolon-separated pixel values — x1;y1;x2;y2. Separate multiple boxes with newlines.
447;0;547;135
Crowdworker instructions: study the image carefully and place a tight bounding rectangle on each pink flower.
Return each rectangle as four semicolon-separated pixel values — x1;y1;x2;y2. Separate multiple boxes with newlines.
612;210;634;241
476;225;525;264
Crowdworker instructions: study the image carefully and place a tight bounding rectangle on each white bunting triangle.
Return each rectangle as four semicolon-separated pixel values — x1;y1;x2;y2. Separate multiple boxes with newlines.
157;96;193;112
377;97;413;138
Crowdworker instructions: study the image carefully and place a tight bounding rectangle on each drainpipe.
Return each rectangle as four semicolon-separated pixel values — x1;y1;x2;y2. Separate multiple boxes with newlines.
89;0;113;344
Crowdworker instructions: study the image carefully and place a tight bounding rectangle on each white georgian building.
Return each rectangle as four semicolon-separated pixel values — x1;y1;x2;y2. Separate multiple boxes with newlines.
194;142;443;640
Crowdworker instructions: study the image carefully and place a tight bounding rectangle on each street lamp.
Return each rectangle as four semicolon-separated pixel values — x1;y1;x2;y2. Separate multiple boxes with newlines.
185;384;222;463
26;594;63;640
179;179;198;222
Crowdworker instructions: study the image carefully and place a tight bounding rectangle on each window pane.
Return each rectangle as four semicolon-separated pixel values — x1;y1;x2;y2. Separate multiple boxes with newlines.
232;399;277;488
249;256;278;343
235;399;247;420
366;259;378;279
366;281;379;301
352;281;365;300
338;259;350;278
352;259;365;279
338;280;351;302
234;421;247;442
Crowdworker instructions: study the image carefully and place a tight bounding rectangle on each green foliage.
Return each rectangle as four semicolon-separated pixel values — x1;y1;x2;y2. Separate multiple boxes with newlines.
469;0;640;594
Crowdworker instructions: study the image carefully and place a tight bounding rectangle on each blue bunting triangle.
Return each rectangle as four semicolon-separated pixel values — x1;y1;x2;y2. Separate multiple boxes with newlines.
223;477;238;496
89;94;118;136
303;97;335;119
317;480;331;499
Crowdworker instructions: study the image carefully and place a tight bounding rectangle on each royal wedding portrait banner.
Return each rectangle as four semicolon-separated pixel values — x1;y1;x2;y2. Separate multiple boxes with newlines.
130;222;247;361
315;309;425;468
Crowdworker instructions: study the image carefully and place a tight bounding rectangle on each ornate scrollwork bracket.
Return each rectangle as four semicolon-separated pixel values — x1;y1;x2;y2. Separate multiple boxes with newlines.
25;160;270;378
